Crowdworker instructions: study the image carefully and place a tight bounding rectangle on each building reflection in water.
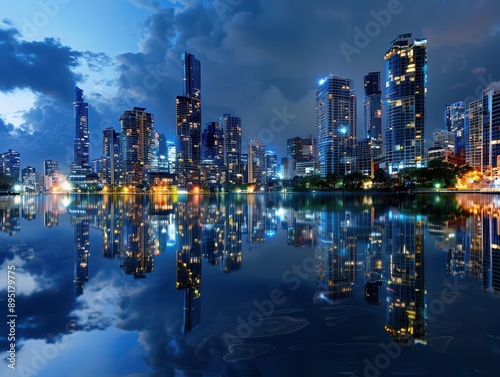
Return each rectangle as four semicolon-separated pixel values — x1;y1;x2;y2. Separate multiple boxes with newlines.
68;197;93;296
315;208;356;303
8;193;500;339
119;196;154;278
176;196;202;334
384;210;426;346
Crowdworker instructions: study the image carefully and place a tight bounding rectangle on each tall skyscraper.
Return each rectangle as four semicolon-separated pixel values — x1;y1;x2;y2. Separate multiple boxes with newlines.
119;107;154;186
316;74;356;177
465;99;484;170
384;33;427;175
483;86;500;172
248;138;266;184
286;136;316;178
265;150;278;182
177;52;202;188
364;72;383;143
222;114;243;184
0;149;20;179
182;51;201;99
73;87;90;169
202;122;225;166
103;127;121;185
445;101;466;155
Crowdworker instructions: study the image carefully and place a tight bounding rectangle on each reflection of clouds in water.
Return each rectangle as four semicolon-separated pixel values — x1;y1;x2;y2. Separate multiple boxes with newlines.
224;344;276;362
0;255;53;295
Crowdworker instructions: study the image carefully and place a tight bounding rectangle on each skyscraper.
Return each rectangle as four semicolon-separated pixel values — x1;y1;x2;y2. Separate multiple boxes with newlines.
177;52;202;188
222;114;243;184
364;72;383;143
384;34;427;175
103;127;121;185
445;101;466;155
465;99;483;170
483;86;500;172
202;122;225;166
316;74;357;177
248;138;266;184
119;107;154;186
73;87;90;169
265;150;278;182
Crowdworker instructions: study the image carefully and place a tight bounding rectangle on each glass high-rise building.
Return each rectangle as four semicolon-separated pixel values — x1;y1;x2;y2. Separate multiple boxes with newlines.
483;87;500;172
248;138;266;184
177;52;202;188
465;99;484;170
316;74;356;177
222;114;243;184
103;127;121;185
384;33;427;175
119;107;154;186
445;101;466;155
1;149;20;179
364;72;383;143
73;87;90;169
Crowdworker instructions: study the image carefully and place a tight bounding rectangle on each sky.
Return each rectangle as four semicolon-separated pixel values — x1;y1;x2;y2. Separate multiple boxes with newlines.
0;0;500;174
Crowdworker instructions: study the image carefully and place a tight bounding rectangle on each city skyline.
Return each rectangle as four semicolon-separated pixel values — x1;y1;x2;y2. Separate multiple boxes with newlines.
1;1;500;172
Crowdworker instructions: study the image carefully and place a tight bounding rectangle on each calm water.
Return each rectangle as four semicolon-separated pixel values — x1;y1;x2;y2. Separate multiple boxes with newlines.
1;193;499;377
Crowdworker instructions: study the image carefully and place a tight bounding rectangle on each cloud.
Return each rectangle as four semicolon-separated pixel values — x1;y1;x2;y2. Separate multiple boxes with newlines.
81;51;114;73
0;27;81;102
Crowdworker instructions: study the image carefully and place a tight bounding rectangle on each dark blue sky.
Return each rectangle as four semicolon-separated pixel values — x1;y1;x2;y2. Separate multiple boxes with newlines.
0;0;500;174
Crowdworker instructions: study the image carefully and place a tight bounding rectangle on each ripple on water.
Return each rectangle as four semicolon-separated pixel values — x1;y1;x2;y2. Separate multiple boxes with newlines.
427;336;455;354
223;343;275;362
246;316;310;338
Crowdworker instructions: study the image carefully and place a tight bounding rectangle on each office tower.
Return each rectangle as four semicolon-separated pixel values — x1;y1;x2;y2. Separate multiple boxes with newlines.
281;157;290;179
166;140;176;174
445;101;466;155
316;74;357;177
465;99;484;170
73;87;90;169
182;51;201;99
176;52;202;188
119;107;154;186
103;127;121;185
384;209;426;345
265;150;278;182
222;114;243;184
483;86;500;172
286;136;316;178
21;166;37;192
248;138;266;184
202;122;224;165
1;149;21;179
433;130;455;150
384;33;427;175
43;159;59;191
364;72;383;143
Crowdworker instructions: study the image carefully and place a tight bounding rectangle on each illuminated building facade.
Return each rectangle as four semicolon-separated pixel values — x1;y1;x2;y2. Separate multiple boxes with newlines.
316;74;356;177
384;34;427;174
